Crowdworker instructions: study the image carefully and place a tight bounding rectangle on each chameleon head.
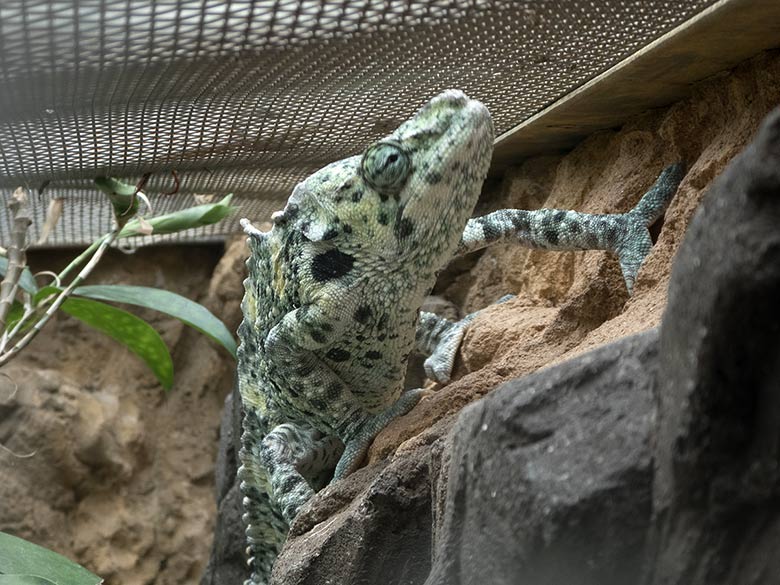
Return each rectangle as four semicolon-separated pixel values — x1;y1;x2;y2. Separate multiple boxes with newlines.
255;90;493;270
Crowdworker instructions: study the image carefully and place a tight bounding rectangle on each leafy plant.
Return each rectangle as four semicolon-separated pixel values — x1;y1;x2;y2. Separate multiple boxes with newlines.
0;179;238;389
0;531;102;585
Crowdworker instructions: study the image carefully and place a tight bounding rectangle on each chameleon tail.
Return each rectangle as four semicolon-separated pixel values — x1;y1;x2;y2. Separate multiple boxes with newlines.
238;433;289;585
627;162;685;226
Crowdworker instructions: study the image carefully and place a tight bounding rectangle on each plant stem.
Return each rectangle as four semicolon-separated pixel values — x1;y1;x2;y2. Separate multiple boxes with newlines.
0;229;119;367
57;235;106;283
0;188;32;332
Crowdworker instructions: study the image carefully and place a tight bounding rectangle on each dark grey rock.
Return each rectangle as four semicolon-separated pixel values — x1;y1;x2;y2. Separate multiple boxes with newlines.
426;328;659;585
271;455;433;585
201;388;249;585
643;107;780;585
214;388;241;503
201;482;249;585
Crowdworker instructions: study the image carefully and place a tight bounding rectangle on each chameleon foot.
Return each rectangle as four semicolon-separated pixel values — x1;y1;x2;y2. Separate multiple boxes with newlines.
422;294;515;384
333;388;426;480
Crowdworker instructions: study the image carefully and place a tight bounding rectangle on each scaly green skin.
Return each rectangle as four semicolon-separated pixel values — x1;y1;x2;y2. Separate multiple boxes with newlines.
236;90;684;584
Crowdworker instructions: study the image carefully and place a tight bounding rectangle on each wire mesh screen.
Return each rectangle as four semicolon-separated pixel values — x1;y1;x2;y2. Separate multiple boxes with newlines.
0;0;718;248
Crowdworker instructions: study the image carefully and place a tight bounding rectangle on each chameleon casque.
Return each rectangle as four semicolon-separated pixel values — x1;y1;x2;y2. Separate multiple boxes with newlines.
236;90;684;584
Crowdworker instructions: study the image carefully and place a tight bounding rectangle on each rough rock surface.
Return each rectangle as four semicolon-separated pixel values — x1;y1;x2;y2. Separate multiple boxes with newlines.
203;50;780;585
643;101;780;585
0;237;247;585
427;329;658;585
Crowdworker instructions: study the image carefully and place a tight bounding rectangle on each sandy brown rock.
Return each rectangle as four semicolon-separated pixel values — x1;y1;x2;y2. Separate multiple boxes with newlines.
0;242;244;585
370;50;780;465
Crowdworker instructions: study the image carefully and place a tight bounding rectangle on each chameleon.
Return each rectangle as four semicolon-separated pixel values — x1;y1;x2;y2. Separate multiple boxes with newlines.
236;89;684;584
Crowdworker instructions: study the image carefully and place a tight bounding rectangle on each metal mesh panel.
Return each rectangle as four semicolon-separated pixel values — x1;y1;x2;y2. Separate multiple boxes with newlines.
0;0;718;248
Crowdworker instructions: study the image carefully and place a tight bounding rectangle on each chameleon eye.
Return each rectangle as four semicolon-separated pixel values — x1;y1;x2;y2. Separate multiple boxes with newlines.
360;141;411;196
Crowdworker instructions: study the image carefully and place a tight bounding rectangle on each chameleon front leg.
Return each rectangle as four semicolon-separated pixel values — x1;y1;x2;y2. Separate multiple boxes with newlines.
417;164;684;386
416;295;514;384
455;163;685;293
260;423;344;522
265;302;424;483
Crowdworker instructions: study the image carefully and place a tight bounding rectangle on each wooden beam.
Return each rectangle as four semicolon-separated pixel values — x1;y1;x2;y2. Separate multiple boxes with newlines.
490;0;780;173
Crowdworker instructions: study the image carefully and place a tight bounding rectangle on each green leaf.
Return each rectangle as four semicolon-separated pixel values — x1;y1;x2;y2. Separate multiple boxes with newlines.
31;286;60;309
5;301;27;333
118;194;235;238
0;532;102;585
58;296;174;390
71;285;237;358
93;177;139;228
0;575;58;585
0;257;38;294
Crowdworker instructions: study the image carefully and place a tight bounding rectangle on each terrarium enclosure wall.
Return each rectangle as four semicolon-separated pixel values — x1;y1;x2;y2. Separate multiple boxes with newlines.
2;0;768;248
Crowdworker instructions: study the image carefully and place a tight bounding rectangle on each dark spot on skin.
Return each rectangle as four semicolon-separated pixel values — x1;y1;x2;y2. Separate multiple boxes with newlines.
320;322;333;333
342;223;353;234
425;170;442;184
301;221;311;234
310;329;327;343
326;348;351;362
356;334;366;342
478;216;500;239
378;313;389;329
311;249;355;282
310;399;327;411
284;204;299;221
510;214;529;232
334;196;343;204
394;206;414;240
280;475;299;494
352;190;364;203
339;181;353;192
365;350;382;360
379;193;389;203
354;305;372;323
249;369;257;379
544;228;559;245
326;383;342;399
378;211;389;225
377;333;386;341
569;221;581;233
553;211;566;222
296;364;314;377
322;227;339;241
